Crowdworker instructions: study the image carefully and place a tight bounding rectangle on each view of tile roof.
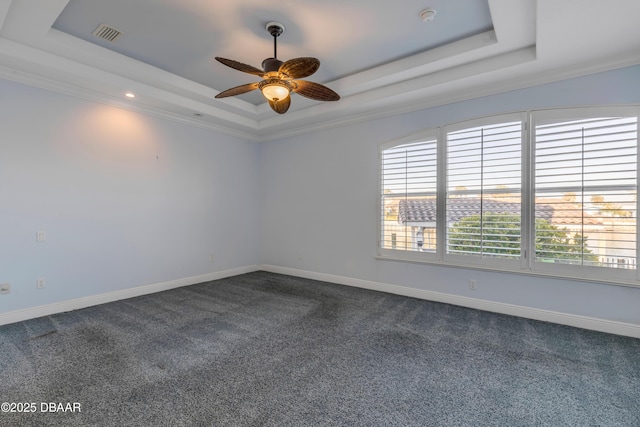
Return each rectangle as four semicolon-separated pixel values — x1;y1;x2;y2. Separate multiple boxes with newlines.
398;198;555;224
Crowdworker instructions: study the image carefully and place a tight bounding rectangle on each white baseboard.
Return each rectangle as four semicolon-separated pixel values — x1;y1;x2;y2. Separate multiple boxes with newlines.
260;264;640;339
4;264;639;339
0;265;260;326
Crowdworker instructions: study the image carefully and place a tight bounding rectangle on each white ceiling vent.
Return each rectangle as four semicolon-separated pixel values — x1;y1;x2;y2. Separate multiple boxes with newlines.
92;23;122;42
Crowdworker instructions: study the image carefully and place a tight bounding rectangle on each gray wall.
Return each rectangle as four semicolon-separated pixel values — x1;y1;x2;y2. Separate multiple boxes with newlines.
0;80;261;314
260;65;640;325
2;64;640;327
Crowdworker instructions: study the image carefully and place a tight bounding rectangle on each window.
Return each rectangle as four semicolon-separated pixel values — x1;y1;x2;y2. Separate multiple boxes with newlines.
445;115;524;267
380;132;438;260
532;108;638;281
378;106;640;284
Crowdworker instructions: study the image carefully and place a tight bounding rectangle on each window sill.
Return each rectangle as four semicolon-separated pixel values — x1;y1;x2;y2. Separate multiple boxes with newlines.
375;255;640;289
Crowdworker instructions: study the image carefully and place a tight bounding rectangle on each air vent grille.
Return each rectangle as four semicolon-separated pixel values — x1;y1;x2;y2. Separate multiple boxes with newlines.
92;24;122;42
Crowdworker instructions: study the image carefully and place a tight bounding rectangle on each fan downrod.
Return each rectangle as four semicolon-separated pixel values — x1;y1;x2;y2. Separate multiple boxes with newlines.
264;22;286;71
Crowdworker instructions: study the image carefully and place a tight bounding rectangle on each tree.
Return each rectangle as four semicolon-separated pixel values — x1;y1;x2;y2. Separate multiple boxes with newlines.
448;213;599;263
448;213;520;256
535;220;599;263
451;186;468;198
590;195;632;218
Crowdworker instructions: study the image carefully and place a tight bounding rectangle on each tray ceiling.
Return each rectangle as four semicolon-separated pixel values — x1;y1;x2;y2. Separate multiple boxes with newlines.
0;0;639;141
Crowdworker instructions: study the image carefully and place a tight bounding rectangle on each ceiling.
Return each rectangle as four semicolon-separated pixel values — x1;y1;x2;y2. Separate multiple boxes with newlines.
0;0;639;141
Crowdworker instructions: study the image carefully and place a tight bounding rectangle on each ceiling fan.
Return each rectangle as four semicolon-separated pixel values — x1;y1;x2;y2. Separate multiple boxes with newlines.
214;22;340;114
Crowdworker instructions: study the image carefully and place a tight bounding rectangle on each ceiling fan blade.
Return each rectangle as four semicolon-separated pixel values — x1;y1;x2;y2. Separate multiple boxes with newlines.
268;96;291;114
215;57;264;76
293;80;340;101
215;82;260;98
278;57;320;79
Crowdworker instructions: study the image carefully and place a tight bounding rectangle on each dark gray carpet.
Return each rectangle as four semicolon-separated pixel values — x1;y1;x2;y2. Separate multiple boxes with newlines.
0;271;638;426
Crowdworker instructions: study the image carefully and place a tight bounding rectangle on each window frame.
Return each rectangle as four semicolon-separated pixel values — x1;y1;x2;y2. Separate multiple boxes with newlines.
442;113;526;270
529;106;640;283
377;105;640;287
379;129;440;263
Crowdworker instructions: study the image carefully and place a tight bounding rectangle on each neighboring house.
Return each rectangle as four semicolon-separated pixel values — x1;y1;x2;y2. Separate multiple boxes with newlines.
386;197;635;268
391;198;552;251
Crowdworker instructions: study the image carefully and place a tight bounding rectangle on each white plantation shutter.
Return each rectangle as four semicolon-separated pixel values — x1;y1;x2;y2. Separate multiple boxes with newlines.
380;133;438;257
445;115;523;266
378;106;640;284
533;108;638;278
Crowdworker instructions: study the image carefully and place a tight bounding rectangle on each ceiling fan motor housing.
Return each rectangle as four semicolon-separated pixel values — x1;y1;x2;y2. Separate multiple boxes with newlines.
262;57;283;72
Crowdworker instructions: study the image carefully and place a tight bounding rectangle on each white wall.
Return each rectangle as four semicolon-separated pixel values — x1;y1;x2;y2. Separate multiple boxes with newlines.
260;65;640;328
0;80;261;316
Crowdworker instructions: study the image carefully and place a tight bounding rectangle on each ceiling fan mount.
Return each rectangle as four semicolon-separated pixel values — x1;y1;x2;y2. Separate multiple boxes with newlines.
266;21;285;38
214;21;340;114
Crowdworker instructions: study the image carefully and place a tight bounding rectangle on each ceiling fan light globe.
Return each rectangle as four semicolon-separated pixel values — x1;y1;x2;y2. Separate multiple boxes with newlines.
261;83;290;102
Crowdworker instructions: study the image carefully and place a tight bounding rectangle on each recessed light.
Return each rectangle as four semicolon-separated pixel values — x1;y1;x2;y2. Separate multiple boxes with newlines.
420;9;437;22
125;92;136;98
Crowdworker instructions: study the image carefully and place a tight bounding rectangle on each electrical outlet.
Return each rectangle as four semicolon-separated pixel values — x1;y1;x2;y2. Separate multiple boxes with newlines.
209;255;215;263
0;283;10;295
37;278;46;289
36;231;46;241
469;279;477;290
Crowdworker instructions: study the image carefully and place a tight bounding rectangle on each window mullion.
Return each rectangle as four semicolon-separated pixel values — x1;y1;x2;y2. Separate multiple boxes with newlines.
437;126;446;262
522;113;533;269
